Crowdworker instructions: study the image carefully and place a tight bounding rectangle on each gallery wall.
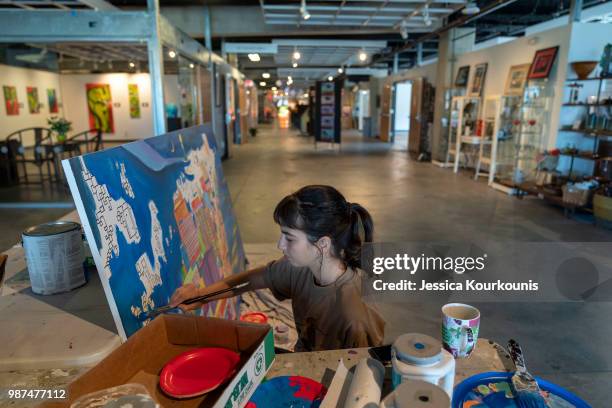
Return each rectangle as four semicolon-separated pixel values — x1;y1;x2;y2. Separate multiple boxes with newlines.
0;64;63;140
60;73;154;141
60;73;180;141
0;66;184;144
450;24;572;142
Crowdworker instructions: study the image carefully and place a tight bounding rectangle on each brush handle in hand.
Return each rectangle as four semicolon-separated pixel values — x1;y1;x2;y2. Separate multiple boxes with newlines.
181;281;250;305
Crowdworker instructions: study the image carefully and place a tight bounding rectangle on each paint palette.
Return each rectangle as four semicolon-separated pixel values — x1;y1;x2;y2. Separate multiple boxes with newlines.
246;376;327;408
159;347;240;399
452;372;590;408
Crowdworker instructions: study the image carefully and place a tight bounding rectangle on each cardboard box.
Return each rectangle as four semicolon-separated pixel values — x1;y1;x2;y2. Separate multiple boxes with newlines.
41;314;275;408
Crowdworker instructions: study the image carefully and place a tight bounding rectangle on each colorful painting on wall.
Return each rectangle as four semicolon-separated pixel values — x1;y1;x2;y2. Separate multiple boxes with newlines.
47;88;59;113
528;46;559;80
3;86;19;115
27;86;40;114
86;83;114;133
63;125;246;340
128;84;140;119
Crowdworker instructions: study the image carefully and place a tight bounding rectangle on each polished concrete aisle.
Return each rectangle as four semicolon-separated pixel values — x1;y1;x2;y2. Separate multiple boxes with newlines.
223;124;612;405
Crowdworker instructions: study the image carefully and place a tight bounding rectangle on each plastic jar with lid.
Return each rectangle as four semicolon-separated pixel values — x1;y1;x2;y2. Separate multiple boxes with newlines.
391;333;455;398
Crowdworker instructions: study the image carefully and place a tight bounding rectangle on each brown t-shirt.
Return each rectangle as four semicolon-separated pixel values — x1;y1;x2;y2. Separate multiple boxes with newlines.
263;257;385;351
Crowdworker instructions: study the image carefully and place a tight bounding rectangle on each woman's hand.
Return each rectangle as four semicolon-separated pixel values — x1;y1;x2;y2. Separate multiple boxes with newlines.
170;283;203;312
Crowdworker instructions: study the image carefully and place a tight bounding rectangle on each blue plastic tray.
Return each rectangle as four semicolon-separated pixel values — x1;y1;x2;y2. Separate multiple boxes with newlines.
452;372;591;408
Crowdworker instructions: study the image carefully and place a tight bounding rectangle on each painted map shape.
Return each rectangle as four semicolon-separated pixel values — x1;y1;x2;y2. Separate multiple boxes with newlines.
63;125;246;339
247;376;327;408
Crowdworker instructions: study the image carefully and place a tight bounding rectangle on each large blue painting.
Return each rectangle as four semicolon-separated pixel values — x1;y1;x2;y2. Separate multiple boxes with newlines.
63;125;246;340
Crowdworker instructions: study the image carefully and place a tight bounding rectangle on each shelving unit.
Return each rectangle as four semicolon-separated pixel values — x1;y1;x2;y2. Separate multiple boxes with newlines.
558;75;612;180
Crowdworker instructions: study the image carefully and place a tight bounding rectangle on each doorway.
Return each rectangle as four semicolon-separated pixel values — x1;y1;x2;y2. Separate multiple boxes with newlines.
392;81;412;150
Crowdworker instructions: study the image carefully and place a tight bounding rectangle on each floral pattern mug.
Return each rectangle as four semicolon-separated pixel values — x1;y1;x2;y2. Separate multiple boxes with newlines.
441;303;480;358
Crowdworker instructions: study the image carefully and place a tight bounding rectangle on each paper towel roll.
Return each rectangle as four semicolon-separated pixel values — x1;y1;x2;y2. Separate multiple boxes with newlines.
380;380;450;408
343;357;385;408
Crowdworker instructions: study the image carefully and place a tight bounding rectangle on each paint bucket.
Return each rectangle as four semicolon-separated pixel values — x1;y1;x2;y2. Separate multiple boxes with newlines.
240;311;268;324
22;221;86;295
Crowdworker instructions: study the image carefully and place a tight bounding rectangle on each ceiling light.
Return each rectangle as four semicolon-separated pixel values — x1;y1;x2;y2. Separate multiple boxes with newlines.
338;67;343;73
259;81;266;86
248;53;261;62
168;50;176;58
293;50;301;60
262;72;270;78
400;21;409;39
300;0;310;20
129;61;135;68
189;63;195;69
358;51;367;62
272;86;277;91
462;1;480;15
328;76;333;81
293;62;298;68
423;4;432;26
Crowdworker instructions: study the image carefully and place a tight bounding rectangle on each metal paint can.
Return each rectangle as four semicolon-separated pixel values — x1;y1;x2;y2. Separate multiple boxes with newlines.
22;221;86;295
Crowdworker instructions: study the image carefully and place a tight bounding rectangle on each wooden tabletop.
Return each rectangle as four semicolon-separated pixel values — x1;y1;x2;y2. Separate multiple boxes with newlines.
268;338;514;398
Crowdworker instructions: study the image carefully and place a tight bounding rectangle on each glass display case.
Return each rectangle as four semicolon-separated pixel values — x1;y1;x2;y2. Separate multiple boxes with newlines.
474;96;500;183
490;95;523;191
435;88;464;164
445;96;481;172
513;81;553;186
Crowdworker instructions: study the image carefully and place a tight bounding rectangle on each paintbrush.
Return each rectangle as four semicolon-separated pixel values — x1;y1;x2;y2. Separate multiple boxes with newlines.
508;339;548;408
139;282;250;320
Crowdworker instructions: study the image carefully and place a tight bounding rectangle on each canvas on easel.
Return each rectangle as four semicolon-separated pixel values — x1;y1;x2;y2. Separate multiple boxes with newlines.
62;125;246;340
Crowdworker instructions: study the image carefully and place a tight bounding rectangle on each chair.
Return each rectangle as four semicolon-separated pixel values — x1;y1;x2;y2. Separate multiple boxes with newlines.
3;127;55;184
65;129;103;156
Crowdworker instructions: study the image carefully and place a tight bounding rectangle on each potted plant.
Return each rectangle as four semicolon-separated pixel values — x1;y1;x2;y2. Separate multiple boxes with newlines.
47;116;72;143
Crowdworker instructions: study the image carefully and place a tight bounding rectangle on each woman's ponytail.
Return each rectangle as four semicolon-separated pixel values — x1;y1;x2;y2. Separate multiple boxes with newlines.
344;202;374;269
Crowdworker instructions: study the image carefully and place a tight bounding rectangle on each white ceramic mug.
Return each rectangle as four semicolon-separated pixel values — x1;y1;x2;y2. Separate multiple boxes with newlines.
441;303;480;358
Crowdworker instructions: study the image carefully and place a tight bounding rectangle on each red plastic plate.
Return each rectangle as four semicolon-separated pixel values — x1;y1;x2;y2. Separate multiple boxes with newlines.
159;347;241;399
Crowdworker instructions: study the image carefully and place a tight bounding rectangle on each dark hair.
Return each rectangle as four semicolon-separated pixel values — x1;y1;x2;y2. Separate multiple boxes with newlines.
273;185;373;269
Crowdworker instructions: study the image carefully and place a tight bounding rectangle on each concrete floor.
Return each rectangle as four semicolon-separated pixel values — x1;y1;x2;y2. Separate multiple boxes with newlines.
1;123;610;404
223;124;612;406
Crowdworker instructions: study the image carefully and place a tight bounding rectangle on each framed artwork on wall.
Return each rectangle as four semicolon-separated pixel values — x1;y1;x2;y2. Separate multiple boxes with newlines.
455;65;470;88
26;86;40;114
3;86;19;115
86;83;114;133
504;64;531;96
47;88;59;113
128;84;141;118
527;46;559;80
469;63;488;96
